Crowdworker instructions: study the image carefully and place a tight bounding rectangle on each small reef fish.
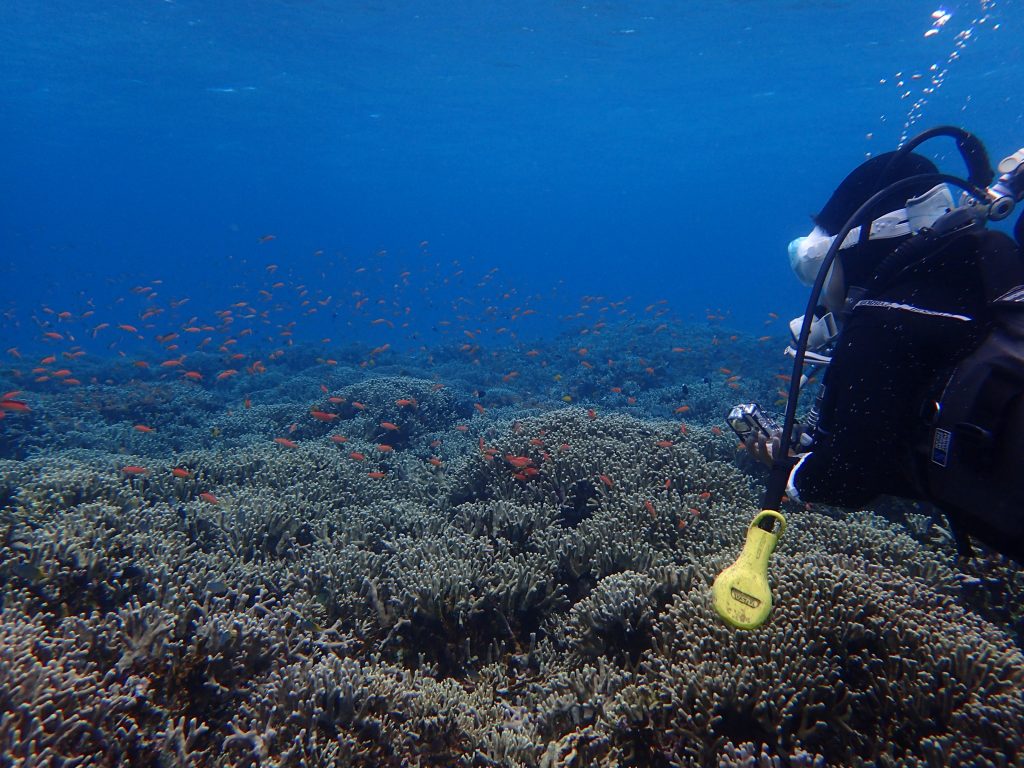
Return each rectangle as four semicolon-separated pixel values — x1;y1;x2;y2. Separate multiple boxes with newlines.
274;437;298;449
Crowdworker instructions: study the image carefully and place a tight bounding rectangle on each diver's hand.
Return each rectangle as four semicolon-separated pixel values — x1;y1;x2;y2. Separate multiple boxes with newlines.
743;433;783;467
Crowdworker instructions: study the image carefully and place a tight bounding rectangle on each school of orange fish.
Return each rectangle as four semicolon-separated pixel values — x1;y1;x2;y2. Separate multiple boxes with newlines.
1;238;798;506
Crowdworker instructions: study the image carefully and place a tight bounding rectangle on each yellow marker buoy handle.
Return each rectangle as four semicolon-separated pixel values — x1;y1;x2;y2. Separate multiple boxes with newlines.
712;510;786;630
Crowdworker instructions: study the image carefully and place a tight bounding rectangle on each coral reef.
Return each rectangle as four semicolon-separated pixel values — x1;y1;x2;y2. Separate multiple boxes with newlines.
2;355;1023;766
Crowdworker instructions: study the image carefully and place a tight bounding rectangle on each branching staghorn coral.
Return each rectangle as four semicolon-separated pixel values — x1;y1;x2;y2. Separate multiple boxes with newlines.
0;610;163;766
1;395;1022;767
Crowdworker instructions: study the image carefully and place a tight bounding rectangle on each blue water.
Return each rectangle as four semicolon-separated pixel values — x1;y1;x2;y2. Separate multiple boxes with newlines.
1;0;1022;346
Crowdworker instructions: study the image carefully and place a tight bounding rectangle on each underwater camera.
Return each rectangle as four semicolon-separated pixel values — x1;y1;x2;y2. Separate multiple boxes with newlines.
726;403;782;443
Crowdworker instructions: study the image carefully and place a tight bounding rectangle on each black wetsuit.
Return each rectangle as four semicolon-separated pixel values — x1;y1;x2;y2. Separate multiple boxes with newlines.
790;228;1024;513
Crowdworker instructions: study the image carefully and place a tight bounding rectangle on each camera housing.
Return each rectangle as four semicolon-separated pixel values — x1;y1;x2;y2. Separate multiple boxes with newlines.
727;403;782;442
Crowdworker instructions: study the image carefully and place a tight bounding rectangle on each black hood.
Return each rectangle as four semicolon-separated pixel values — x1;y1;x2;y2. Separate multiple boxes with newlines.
814;151;939;236
815;151;940;290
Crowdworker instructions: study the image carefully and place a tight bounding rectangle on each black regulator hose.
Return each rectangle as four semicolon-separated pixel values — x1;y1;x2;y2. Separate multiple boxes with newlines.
858;127;993;252
759;170;990;522
884;125;994;190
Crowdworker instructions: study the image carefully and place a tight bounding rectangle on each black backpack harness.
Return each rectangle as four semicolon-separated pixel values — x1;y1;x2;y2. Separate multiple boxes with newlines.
858;210;1024;559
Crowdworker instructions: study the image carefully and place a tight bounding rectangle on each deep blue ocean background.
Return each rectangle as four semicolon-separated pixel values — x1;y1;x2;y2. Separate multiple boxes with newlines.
3;0;1021;352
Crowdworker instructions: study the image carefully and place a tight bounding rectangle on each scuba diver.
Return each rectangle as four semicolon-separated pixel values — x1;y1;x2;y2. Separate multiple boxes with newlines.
732;126;1024;563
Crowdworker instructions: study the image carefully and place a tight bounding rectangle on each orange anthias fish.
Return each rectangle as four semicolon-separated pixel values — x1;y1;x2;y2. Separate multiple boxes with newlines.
172;468;192;479
505;455;533;469
274;437;298;449
310;410;338;422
